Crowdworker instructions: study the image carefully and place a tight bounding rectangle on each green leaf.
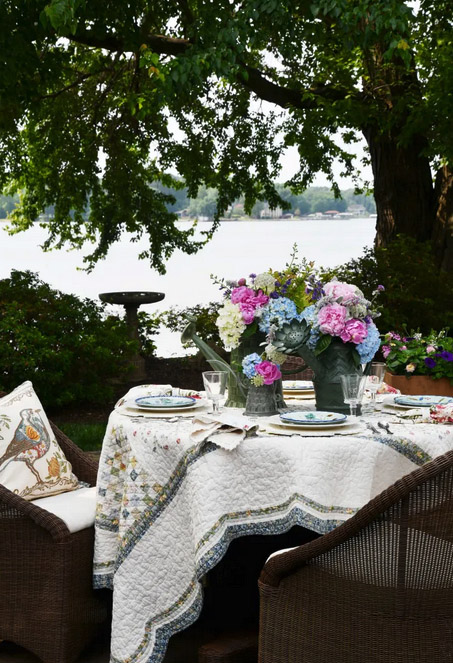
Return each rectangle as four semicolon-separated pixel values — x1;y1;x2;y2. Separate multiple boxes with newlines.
314;334;332;356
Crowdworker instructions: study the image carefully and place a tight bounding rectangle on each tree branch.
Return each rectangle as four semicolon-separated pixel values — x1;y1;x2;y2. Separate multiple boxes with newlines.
68;30;362;112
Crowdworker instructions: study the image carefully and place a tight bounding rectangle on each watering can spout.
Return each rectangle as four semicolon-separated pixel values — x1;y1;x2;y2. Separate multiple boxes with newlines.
181;315;247;401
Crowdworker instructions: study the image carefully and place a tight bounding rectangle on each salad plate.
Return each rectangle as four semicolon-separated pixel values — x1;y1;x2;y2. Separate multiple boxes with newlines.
134;395;196;410
393;395;453;408
279;410;347;426
282;380;314;391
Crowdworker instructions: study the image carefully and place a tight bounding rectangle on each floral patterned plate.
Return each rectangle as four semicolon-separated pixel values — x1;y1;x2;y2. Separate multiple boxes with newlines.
135;395;196;409
394;395;453;408
279;410;347;426
282;380;314;391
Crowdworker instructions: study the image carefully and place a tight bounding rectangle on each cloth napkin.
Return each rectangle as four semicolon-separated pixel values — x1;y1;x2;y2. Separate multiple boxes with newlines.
190;412;258;450
394;403;453;424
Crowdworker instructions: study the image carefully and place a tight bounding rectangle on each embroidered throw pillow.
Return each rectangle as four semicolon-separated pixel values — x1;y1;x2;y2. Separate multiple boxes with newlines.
0;381;80;500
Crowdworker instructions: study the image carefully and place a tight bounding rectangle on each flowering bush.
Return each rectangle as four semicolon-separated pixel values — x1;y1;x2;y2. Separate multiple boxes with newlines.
383;330;453;382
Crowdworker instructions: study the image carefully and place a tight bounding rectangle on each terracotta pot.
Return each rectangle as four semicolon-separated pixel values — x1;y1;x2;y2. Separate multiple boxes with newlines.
384;372;453;396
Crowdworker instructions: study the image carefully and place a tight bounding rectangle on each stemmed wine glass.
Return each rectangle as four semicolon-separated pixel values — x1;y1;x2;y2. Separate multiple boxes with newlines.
365;362;386;410
202;371;228;413
340;374;367;417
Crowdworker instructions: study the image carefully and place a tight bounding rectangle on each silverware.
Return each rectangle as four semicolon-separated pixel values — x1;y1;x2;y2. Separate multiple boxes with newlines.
377;421;394;435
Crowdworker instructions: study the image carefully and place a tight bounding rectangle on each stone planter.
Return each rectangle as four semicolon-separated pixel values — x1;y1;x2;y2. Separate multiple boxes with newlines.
384;372;453;396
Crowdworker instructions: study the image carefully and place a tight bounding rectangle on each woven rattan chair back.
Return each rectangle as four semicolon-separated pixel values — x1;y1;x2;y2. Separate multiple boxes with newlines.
259;450;453;663
0;392;108;663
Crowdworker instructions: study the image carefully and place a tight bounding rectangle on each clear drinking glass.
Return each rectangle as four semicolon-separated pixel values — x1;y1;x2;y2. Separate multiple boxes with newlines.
340;374;367;416
365;362;386;410
202;371;228;413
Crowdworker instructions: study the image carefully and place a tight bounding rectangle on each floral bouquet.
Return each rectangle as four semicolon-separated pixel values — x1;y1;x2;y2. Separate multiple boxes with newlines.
214;249;315;389
382;330;453;382
214;248;382;396
297;279;382;363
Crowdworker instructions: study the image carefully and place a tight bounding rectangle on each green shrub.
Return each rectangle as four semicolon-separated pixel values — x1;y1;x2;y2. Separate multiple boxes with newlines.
322;235;453;335
0;270;137;407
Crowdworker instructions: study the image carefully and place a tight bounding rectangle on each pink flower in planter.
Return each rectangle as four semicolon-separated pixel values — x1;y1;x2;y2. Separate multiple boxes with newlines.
324;281;358;303
318;303;348;336
231;286;254;305
256;360;282;385
382;345;391;358
340;318;368;344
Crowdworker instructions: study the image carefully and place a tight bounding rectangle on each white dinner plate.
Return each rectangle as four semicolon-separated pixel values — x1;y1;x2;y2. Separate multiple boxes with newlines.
263;417;361;436
119;398;209;415
267;414;350;431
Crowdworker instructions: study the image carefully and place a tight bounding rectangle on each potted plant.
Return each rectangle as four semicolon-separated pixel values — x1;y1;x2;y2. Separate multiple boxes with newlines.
382;330;453;395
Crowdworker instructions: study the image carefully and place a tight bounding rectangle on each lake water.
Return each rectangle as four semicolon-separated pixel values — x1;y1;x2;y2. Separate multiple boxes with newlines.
0;218;376;356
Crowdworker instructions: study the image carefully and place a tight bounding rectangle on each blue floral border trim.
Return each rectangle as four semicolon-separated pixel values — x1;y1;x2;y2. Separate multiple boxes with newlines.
111;501;350;663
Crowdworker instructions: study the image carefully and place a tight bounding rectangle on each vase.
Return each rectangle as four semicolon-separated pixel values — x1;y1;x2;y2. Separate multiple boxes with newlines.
244;382;279;417
384;372;453;396
225;334;266;408
294;339;363;415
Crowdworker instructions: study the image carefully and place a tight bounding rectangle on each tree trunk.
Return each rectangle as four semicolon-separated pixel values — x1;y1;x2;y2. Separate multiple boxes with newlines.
363;128;435;247
363;128;453;272
432;165;453;272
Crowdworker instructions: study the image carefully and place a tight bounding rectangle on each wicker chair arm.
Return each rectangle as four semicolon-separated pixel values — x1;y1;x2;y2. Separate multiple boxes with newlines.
260;449;453;587
0;482;72;542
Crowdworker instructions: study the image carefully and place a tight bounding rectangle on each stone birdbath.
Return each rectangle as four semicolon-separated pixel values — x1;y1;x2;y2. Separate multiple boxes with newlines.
99;291;165;381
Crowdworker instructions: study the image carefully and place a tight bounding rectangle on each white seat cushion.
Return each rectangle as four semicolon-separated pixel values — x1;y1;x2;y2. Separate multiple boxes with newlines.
32;486;96;533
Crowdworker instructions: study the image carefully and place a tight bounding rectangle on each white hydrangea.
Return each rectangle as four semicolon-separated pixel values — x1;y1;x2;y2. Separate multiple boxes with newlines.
264;343;287;365
253;272;276;294
216;300;246;350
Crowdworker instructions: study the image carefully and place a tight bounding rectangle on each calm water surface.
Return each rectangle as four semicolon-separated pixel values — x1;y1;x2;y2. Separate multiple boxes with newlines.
1;218;376;355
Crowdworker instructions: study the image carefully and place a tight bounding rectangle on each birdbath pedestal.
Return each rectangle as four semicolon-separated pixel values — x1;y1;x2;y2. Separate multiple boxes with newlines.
99;291;165;381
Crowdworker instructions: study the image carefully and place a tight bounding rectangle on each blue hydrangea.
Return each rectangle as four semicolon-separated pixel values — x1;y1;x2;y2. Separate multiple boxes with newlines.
299;305;320;349
258;297;300;334
242;353;261;378
356;322;381;364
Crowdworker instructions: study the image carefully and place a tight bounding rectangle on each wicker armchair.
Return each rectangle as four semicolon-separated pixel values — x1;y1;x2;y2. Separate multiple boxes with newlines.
259;449;453;663
0;415;108;663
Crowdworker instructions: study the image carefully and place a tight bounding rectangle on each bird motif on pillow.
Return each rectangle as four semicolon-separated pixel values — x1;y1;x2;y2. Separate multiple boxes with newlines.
0;408;51;484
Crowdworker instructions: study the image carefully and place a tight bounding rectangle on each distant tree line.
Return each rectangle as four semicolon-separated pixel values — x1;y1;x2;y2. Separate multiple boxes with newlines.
0;185;375;222
152;183;376;219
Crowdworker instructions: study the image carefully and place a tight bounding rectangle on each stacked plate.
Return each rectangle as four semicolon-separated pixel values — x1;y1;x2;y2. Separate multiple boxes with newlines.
118;395;208;418
263;410;364;437
383;394;453;413
282;380;315;401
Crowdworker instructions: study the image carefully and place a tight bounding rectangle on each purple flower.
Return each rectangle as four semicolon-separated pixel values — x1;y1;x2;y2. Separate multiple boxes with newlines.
377;285;385;291
440;351;453;362
270;291;279;299
424;357;437;369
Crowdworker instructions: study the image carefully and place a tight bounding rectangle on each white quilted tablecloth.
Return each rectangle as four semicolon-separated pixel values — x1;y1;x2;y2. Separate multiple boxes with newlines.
93;389;453;663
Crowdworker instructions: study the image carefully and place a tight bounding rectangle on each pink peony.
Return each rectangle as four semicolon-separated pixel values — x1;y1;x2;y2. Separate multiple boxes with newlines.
255;360;282;385
339;318;368;344
318;303;348;336
251;290;269;308
240;303;256;325
324;281;357;303
231;286;254;305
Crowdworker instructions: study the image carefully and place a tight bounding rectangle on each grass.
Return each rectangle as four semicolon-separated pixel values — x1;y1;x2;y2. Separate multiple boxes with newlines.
57;422;107;451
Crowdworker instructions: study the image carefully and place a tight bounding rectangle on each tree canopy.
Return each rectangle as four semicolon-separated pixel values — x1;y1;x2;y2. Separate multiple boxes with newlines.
1;0;452;271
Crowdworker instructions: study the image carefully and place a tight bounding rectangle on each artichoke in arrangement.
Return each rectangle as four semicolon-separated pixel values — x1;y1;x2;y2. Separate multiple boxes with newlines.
272;319;311;354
